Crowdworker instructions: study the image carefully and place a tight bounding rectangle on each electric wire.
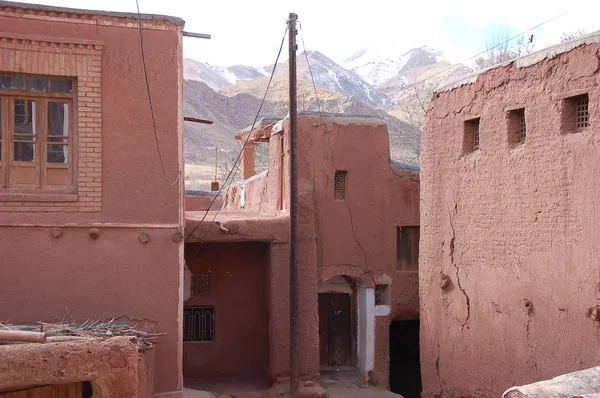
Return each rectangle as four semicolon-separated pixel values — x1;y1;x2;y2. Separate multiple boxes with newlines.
299;23;376;286
135;0;180;186
296;11;568;284
186;25;289;243
399;10;569;93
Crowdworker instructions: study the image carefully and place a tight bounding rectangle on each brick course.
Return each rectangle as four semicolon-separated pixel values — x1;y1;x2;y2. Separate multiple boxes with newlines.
0;32;103;212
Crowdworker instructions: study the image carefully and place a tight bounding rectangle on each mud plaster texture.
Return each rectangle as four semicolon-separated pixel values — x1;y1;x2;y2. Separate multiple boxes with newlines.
186;115;420;388
0;5;185;395
421;39;600;397
0;337;152;397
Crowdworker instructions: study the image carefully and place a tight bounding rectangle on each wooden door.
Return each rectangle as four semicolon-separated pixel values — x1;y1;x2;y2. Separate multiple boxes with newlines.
0;382;85;398
318;293;352;366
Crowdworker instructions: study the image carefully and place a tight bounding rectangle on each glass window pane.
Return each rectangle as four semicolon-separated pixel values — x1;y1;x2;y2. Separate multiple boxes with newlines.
0;75;23;90
14;100;35;134
26;77;49;92
51;79;73;93
14;142;34;161
48;136;68;143
14;100;36;162
48;103;68;164
48;102;68;137
48;144;67;163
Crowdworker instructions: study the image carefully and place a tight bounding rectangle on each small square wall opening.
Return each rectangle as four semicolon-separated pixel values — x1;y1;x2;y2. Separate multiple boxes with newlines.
463;118;480;154
562;94;590;133
334;170;347;200
375;284;390;306
507;108;526;146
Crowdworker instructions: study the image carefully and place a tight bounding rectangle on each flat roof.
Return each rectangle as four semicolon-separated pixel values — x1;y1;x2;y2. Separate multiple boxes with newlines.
0;0;185;26
436;30;600;94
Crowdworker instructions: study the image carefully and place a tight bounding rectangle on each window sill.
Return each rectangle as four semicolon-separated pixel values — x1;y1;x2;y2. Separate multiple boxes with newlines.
0;192;78;202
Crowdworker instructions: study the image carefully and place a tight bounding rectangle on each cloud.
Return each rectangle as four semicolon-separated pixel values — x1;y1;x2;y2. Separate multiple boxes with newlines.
12;0;600;67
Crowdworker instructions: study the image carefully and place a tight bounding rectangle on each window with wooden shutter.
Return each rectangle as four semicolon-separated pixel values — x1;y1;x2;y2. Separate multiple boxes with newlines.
0;74;74;192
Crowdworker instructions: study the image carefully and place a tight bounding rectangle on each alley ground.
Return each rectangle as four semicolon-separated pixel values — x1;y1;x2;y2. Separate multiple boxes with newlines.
183;368;403;398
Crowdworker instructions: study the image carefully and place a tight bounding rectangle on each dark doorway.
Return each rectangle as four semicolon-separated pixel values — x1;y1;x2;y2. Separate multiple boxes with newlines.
389;320;422;398
319;293;352;366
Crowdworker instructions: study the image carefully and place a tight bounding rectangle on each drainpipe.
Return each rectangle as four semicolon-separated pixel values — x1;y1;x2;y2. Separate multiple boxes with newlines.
288;11;299;398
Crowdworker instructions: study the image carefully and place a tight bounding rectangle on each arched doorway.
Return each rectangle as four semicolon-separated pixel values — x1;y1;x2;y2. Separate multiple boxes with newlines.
318;276;356;368
389;319;421;397
318;274;376;378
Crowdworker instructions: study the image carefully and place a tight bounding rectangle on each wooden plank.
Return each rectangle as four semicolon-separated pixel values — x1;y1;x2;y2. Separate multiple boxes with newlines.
0;330;46;343
0;382;82;398
318;293;329;366
328;293;351;366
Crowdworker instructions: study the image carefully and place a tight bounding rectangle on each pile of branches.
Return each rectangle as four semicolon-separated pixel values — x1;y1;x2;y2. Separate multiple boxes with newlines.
0;319;165;351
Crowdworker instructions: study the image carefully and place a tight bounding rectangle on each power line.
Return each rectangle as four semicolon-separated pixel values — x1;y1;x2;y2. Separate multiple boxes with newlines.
186;25;289;243
135;0;179;186
402;10;569;92
299;24;376;286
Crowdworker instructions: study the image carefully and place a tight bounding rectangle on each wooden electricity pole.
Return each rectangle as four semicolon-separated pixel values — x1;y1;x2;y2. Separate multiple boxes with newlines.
288;11;299;398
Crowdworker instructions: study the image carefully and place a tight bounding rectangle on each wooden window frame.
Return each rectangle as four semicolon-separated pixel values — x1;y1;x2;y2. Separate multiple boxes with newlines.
397;225;420;272
0;78;76;199
561;93;590;134
463;118;481;154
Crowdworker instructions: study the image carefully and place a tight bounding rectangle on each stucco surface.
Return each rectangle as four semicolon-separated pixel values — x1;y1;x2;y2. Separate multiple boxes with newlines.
183;114;419;388
421;43;600;397
184;242;269;380
0;338;144;397
295;115;420;386
0;8;183;395
0;228;181;394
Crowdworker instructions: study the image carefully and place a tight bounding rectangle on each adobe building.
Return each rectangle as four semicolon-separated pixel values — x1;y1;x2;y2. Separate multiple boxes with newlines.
184;113;420;394
421;33;600;397
0;2;185;396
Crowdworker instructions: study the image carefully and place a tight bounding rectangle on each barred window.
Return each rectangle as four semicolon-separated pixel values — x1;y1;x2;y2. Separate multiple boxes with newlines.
463;118;480;153
334;170;347;200
183;306;215;342
562;94;590;133
576;97;589;129
508;108;526;145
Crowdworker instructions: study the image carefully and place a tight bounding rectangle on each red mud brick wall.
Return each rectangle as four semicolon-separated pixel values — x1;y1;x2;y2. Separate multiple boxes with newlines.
421;42;600;397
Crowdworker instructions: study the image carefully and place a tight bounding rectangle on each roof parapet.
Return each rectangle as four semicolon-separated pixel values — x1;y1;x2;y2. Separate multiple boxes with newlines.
436;30;600;94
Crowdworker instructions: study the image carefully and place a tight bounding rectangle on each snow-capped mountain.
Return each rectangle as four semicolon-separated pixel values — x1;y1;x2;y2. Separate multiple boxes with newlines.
184;59;268;90
182;44;474;187
185;51;393;109
273;51;393;109
343;45;444;86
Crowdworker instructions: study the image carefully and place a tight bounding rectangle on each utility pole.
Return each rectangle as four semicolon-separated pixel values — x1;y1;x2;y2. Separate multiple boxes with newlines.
288;12;299;398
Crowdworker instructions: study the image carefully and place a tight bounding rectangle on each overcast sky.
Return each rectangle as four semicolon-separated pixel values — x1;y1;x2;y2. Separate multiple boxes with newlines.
15;0;600;67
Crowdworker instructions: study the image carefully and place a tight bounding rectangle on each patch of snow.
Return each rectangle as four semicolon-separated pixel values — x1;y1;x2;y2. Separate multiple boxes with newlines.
342;45;443;86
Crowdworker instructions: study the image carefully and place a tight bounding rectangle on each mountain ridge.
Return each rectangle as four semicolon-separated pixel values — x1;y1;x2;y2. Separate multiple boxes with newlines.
183;45;473;189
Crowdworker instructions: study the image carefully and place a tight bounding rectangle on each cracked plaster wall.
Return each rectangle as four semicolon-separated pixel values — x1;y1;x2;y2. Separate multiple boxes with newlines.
421;43;600;397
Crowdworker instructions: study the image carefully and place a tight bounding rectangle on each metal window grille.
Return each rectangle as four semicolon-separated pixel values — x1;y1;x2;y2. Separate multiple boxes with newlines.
518;110;526;143
183;306;214;342
334;170;347;200
464;118;480;153
472;120;480;151
473;128;480;150
576;98;589;128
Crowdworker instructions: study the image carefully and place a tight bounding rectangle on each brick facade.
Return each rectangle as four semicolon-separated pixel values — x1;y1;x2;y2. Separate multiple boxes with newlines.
0;32;102;212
